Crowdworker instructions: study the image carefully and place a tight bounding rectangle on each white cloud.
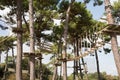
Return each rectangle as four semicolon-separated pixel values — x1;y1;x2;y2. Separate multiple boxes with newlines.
0;7;10;16
53;19;61;26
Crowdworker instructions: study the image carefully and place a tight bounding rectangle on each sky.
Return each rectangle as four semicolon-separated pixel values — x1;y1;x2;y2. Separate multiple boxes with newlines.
0;0;119;76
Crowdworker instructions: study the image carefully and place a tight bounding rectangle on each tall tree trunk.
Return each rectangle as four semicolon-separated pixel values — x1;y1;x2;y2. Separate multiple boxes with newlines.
62;4;69;80
16;0;23;80
52;38;62;80
78;60;83;79
111;33;120;77
95;50;101;80
58;36;62;80
37;58;42;80
52;65;58;80
29;0;35;80
2;50;9;80
0;51;1;63
73;40;79;80
81;57;88;80
37;38;42;80
73;60;75;80
62;19;68;80
35;16;43;80
62;1;75;80
59;65;62;80
76;38;82;80
104;0;120;78
12;47;16;72
79;38;86;80
39;59;42;80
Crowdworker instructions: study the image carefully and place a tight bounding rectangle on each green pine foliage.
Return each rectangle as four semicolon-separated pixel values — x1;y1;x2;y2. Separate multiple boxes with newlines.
0;0;118;80
112;0;120;23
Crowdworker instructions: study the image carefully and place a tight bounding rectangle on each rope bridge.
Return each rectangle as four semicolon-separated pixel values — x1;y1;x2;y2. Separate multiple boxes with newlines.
58;24;120;62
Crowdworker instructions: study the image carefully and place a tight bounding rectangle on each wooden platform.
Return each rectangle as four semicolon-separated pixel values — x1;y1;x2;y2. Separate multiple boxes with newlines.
23;52;43;59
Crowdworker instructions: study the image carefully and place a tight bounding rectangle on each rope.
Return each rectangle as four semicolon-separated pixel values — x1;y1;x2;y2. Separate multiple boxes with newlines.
66;41;104;61
67;24;119;61
58;42;104;62
58;28;105;62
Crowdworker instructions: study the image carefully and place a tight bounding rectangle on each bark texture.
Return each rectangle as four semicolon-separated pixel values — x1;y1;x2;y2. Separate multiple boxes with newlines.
29;0;35;80
104;0;120;78
16;0;23;80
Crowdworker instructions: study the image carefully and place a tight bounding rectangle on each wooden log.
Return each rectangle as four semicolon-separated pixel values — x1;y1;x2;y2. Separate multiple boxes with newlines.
54;63;61;66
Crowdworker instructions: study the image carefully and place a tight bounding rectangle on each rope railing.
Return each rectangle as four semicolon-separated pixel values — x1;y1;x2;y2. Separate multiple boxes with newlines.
58;23;120;62
58;41;104;61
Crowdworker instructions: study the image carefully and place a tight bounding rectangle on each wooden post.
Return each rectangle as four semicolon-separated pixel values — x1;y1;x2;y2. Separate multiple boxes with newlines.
104;0;120;78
